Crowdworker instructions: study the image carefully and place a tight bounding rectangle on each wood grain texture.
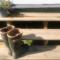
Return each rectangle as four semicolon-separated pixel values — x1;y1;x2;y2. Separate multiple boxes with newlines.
0;42;60;60
0;29;60;40
0;12;60;21
19;45;60;60
19;29;60;40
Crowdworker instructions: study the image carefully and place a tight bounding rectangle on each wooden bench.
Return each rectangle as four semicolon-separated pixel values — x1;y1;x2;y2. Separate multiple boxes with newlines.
0;12;60;45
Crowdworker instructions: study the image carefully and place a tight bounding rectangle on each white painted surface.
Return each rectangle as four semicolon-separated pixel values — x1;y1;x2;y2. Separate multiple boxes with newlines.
10;0;60;4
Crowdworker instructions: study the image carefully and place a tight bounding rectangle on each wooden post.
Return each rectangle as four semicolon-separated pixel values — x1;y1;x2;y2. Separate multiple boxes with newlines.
7;21;12;26
43;21;48;29
43;21;48;45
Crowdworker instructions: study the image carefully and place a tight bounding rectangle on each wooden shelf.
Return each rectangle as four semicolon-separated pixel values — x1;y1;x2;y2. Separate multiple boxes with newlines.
0;12;60;21
19;29;60;40
0;29;60;40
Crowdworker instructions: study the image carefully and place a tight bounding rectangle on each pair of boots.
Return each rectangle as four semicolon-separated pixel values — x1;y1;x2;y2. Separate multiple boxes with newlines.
0;25;22;58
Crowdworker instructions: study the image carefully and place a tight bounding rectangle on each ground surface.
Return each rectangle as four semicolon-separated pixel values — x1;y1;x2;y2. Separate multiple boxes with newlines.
0;42;60;60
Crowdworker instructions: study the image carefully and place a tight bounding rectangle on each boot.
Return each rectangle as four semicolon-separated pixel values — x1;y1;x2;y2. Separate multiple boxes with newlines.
0;25;15;55
7;28;22;58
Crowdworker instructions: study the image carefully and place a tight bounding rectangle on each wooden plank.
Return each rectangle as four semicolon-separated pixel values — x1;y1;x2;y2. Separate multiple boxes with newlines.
19;29;60;40
0;43;60;60
21;12;60;17
1;13;60;21
0;29;60;40
19;45;60;60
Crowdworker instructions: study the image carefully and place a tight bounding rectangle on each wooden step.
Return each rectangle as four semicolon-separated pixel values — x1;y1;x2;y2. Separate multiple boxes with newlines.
0;29;60;40
1;13;60;21
19;29;60;40
19;45;60;60
0;42;60;60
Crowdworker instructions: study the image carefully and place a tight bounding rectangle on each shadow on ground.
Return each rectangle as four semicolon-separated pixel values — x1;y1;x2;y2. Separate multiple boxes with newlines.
15;45;56;59
13;34;57;59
